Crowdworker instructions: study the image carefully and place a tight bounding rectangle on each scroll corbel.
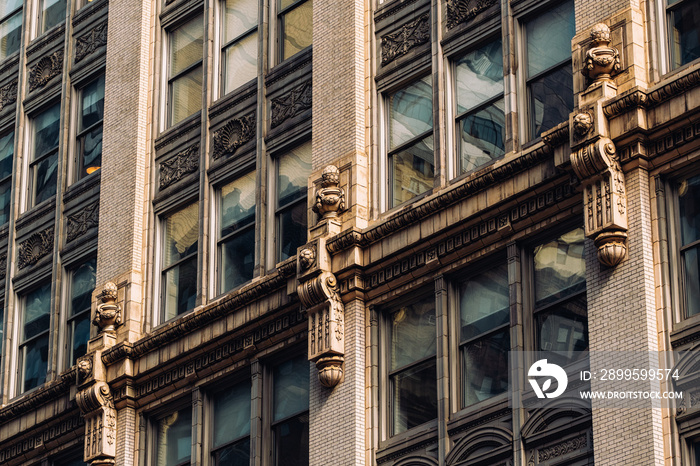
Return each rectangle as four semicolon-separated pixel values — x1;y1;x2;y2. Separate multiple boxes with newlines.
76;380;117;465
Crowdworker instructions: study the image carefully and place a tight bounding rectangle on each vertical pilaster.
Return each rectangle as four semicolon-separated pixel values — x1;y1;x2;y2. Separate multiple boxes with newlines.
250;360;263;466
434;275;450;464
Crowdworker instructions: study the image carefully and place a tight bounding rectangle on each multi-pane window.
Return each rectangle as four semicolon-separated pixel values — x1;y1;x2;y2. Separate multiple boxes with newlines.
278;0;312;62
161;203;198;322
38;0;66;34
454;38;505;175
271;355;309;466
155;406;192;466
524;1;575;140
667;0;700;69
458;263;510;407
386;294;437;435
75;75;104;180
0;131;13;225
218;172;255;293
18;283;52;393
66;258;95;367
275;141;311;262
676;173;700;318
532;228;588;366
221;0;258;95
168;15;203;127
29;103;60;208
211;381;251;465
387;76;434;209
0;0;22;60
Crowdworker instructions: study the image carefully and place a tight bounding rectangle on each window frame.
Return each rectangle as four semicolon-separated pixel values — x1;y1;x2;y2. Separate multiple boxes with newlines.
148;402;194;466
208;377;253;466
16;281;53;395
37;0;67;35
27;102;61;210
276;0;312;64
73;73;105;183
664;0;700;72
0;130;14;225
63;256;96;369
219;0;259;97
0;1;22;61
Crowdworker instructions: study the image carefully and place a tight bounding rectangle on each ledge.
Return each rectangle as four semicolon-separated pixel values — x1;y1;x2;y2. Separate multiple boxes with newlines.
0;367;76;424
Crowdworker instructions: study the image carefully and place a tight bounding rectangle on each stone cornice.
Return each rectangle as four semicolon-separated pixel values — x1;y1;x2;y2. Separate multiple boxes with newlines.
0;368;76;424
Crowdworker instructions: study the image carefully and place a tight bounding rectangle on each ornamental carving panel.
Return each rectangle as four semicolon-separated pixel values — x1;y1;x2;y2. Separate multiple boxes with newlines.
446;0;497;29
159;143;199;189
76;22;108;62
67;201;100;242
0;80;18;112
18;227;54;270
381;12;430;65
537;435;588;462
271;81;312;128
28;50;64;92
212;114;255;159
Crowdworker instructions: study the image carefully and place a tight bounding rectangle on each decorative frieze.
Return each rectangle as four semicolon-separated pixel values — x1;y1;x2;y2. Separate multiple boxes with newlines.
0;413;84;463
67;201;100;242
537;435;588;462
271;80;312;128
159;143;199;189
212;113;255;159
75;22;108;62
0;252;6;281
28;50;64;92
380;12;430;66
446;0;497;29
0;80;18;112
17;227;54;270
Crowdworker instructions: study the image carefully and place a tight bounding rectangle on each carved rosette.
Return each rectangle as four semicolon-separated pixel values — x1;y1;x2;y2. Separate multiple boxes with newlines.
76;381;116;465
212;113;255;159
582;23;621;85
93;282;121;333
313;165;345;221
298;271;345;388
18;227;54;270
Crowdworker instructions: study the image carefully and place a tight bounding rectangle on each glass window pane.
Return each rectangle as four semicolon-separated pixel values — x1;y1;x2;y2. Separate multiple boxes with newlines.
683;246;700;317
459;99;505;174
0;10;22;60
536;294;588;366
0;179;10;225
223;31;258;94
164;203;199;267
33;152;58;205
213;382;251;448
214;438;250;466
529;64;574;138
455;39;503;113
0;0;22;17
668;0;700;68
22;333;49;391
221;227;255;291
526;1;574;77
157;407;192;466
277;142;312;208
273;414;308;466
390;135;434;207
223;0;257;42
273;355;309;422
389;294;436;371
40;0;65;33
70;312;90;365
78;125;103;177
170;15;204;76
459;264;509;341
163;255;198;321
170;65;203;126
391;359;436;434
281;0;312;61
221;173;256;235
24;283;52;341
80;75;105;131
71;258;96;316
534;228;586;306
678;174;700;246
389;76;433;150
33;104;61;158
462;328;509;406
277;201;307;261
0;131;13;180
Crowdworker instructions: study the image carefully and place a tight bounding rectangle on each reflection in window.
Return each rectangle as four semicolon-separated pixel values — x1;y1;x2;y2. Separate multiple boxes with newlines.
525;1;574;140
0;0;22;60
156;406;192;466
30;103;61;207
455;39;505;174
272;355;309;466
212;381;251;465
279;0;312;61
667;0;700;69
533;228;588;366
19;283;52;393
221;0;258;95
39;0;65;34
276;141;311;262
67;258;96;366
161;203;199;322
76;75;104;180
387;294;437;435
168;15;203;126
677;174;700;318
0;132;13;224
218;172;256;293
388;76;434;208
459;264;510;407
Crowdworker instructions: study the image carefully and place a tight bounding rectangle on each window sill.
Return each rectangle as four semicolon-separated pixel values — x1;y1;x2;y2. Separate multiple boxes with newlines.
377;418;438;460
448;394;509;431
15;196;57;232
670;314;700;350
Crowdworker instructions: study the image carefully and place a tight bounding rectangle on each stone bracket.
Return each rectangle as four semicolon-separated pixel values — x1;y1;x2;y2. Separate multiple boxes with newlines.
76;381;117;465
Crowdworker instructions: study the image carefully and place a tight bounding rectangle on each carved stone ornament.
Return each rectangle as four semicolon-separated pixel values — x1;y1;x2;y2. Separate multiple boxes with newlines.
313;165;345;221
298;271;345;388
212;113;255;159
76;381;116;465
77;357;93;383
381;12;430;66
446;0;497;29
271;80;312;128
67;201;100;242
0;80;18;112
582;23;621;85
17;227;54;270
573;112;593;140
93;282;121;333
159;143;199;189
299;247;316;270
76;22;108;62
28;50;64;92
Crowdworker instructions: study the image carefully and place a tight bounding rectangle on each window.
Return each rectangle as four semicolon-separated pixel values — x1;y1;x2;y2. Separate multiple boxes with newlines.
29;103;60;208
221;0;258;95
454;38;505;175
275;141;311;262
0;131;13;224
667;0;700;69
523;1;574;140
66;258;95;367
155;406;192;466
385;294;437;436
532;227;588;366
0;0;22;60
211;381;251;465
675;174;700;318
75;75;104;181
271;355;309;466
38;0;66;34
18;283;52;393
167;15;203;127
218;172;255;293
694;438;700;466
458;263;510;407
278;0;312;62
160;203;198;322
387;76;434;209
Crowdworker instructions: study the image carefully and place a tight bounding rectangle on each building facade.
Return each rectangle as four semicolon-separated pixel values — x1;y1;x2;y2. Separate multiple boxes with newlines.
0;0;698;464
